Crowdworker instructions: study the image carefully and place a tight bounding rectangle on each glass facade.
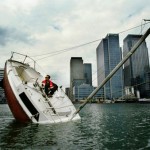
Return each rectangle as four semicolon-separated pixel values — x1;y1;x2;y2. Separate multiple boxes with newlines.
96;34;123;99
0;68;5;103
70;58;93;100
73;84;104;100
84;63;92;86
70;57;84;100
0;68;4;95
123;34;150;98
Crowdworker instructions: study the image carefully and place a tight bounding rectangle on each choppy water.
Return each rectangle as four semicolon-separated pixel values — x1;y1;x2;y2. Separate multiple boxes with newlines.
0;103;150;150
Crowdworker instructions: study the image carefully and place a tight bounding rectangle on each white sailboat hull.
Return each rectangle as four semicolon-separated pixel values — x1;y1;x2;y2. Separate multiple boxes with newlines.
4;58;80;124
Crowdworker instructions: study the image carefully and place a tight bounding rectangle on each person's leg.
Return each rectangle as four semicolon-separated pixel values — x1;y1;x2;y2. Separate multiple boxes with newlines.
50;88;54;95
44;86;49;95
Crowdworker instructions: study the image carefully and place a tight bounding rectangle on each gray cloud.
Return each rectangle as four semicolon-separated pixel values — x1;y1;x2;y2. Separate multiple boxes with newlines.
0;0;150;87
50;24;62;32
0;27;8;46
0;26;35;46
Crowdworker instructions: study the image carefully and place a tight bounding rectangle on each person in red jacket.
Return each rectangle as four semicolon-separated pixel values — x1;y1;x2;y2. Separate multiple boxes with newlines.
42;75;58;97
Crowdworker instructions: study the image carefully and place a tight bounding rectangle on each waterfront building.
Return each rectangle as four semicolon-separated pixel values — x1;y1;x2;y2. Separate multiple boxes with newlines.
0;68;5;103
73;83;104;101
0;68;4;95
123;34;150;98
96;34;123;99
70;57;93;101
70;57;85;100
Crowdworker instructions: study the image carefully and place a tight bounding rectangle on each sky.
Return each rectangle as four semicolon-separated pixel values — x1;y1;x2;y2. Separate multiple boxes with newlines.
0;0;150;88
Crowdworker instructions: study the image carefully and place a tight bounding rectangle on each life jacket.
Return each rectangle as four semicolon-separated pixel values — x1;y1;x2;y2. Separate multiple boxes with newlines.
42;80;53;88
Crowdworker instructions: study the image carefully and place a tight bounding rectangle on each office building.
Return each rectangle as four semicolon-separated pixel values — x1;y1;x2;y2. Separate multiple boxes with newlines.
70;57;93;101
0;68;4;95
96;34;123;99
73;83;104;101
0;68;6;103
123;34;150;98
70;57;85;100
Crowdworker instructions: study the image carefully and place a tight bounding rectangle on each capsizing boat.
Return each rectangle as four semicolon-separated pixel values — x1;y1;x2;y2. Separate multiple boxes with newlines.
3;52;81;124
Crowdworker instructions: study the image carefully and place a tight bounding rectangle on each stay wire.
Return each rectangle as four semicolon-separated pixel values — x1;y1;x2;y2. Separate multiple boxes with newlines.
33;38;101;61
32;22;150;62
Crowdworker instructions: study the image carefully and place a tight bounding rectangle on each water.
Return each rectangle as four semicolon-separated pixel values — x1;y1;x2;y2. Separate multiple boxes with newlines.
0;103;150;150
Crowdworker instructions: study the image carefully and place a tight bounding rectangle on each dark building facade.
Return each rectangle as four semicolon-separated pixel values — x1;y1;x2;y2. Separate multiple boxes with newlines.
123;34;150;98
84;63;92;86
73;84;104;101
70;57;84;100
70;57;93;101
0;68;6;104
0;68;4;96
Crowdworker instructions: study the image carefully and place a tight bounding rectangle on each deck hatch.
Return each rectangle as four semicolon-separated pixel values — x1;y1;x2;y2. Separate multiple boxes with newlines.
19;92;39;121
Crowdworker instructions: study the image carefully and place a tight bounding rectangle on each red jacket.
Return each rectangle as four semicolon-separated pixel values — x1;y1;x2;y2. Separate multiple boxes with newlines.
42;80;53;88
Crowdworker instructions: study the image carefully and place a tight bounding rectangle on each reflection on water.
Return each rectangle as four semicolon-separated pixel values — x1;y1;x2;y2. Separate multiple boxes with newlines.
0;104;150;149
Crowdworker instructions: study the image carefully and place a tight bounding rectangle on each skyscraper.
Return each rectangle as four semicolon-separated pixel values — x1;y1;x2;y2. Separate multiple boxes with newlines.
96;34;123;99
70;57;85;100
70;57;93;100
123;34;150;98
70;57;84;86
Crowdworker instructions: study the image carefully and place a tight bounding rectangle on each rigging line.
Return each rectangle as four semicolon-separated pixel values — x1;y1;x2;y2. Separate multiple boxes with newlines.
34;49;74;61
92;68;105;83
140;20;146;35
32;38;102;58
32;22;150;59
34;39;101;61
92;63;103;75
118;22;150;34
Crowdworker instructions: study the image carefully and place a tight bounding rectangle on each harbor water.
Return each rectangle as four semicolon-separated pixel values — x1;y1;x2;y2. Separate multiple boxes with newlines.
0;103;150;150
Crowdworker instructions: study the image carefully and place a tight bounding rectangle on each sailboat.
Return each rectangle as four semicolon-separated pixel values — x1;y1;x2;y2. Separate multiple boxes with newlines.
3;52;81;124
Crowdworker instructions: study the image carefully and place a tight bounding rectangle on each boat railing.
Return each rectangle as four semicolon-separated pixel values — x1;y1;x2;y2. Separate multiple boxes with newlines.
10;51;45;77
10;51;35;67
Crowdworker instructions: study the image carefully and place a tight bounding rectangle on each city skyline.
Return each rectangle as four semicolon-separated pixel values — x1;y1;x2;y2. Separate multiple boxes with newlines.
1;32;149;100
69;32;150;100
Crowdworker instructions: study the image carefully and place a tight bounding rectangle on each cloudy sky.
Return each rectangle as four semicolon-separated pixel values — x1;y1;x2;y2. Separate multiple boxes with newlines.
0;0;150;88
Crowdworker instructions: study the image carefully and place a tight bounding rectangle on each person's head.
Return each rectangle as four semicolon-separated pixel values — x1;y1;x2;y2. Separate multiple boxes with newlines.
45;75;50;80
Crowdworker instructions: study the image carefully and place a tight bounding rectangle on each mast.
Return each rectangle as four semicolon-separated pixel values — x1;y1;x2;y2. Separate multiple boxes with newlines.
71;28;150;120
